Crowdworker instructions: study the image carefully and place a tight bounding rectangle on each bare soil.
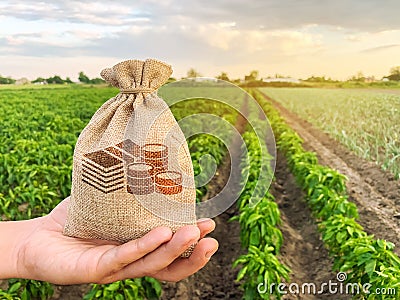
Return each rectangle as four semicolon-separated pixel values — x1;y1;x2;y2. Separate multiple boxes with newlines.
273;153;350;300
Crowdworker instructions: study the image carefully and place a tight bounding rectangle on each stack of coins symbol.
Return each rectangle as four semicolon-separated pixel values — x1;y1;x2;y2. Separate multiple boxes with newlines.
126;162;155;195
154;171;183;195
142;143;168;173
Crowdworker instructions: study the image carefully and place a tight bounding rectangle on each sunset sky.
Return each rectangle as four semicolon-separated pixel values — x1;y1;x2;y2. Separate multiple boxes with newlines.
1;0;399;81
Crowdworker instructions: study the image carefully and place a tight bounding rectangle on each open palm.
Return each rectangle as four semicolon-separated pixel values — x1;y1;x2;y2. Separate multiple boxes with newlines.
14;197;218;285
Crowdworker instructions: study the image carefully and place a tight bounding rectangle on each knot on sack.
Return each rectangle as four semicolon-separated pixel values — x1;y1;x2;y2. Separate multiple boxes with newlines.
100;59;172;94
120;87;155;94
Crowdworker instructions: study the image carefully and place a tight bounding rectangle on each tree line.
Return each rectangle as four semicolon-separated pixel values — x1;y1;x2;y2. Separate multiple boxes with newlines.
183;66;400;86
0;71;104;85
1;66;399;85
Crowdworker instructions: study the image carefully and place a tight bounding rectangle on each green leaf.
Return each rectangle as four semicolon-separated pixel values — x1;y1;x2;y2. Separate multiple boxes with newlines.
236;265;248;281
21;288;29;300
107;282;120;292
115;294;124;300
365;259;376;274
336;231;347;244
346;226;354;236
8;282;21;294
249;228;260;246
246;214;262;225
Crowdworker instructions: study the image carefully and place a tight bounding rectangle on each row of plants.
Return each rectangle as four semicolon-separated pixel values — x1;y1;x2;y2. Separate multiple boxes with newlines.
253;89;400;299
259;87;400;179
232;119;290;299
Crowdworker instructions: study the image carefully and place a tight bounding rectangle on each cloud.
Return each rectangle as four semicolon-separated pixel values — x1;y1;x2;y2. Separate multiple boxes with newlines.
0;1;151;26
0;30;103;55
1;0;400;31
361;44;400;53
172;0;400;32
0;21;322;64
0;0;399;80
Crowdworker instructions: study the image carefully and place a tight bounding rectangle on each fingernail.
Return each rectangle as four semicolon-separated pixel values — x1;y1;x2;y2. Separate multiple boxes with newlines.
197;218;211;223
205;248;218;259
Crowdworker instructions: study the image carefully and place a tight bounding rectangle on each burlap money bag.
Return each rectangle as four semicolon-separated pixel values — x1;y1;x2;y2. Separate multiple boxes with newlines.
63;59;196;255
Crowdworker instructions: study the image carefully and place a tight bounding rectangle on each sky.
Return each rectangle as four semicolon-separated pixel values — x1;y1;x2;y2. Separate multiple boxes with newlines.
0;0;399;81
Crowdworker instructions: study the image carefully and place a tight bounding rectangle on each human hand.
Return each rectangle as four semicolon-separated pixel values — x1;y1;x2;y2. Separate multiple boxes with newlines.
8;197;218;285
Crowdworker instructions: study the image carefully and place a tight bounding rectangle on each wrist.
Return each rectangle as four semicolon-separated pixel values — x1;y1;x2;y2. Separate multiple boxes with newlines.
0;217;42;280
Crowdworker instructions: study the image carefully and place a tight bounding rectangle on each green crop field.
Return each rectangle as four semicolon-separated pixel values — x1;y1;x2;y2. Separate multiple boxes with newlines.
0;86;117;221
1;84;399;299
259;88;400;179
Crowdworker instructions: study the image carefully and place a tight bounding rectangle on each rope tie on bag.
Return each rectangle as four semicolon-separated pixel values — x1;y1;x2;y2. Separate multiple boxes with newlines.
120;87;154;94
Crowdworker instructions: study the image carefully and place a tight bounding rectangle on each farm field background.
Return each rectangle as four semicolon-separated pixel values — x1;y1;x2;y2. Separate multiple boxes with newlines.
0;84;400;299
0;86;116;221
259;88;400;179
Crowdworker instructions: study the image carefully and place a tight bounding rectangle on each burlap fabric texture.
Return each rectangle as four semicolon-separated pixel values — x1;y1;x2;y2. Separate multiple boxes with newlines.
63;59;197;256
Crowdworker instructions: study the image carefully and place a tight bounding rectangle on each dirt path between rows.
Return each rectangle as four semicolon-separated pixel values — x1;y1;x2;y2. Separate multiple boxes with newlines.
162;94;353;300
261;92;400;255
273;153;349;300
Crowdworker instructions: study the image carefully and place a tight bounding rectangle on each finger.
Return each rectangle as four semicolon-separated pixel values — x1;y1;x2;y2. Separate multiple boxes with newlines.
111;225;200;280
197;218;215;239
139;225;200;273
152;237;218;282
98;226;173;280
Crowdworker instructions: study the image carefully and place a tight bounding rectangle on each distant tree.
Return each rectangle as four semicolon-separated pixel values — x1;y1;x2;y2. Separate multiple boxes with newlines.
46;75;64;84
304;76;323;82
349;71;366;82
78;72;105;84
304;76;338;83
0;75;16;84
216;72;230;82
78;71;90;83
244;70;259;82
65;77;73;84
386;66;400;81
231;78;241;84
186;68;201;78
89;77;105;84
32;77;47;83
